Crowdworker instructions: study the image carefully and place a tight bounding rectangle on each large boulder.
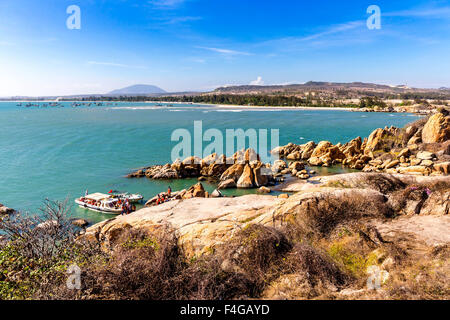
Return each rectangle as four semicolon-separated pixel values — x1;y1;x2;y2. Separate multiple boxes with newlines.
204;163;228;177
182;156;202;166
201;153;218;167
244;148;260;163
397;166;430;176
218;179;237;189
272;160;287;173
289;161;305;171
422;111;450;143
236;165;255;188
253;163;270;187
433;162;450;175
183;183;207;199
311;141;333;158
301;141;316;160
417;151;435;161
220;164;244;181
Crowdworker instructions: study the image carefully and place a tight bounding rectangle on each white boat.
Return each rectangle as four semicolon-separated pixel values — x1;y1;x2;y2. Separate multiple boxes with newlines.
75;193;123;214
111;192;143;203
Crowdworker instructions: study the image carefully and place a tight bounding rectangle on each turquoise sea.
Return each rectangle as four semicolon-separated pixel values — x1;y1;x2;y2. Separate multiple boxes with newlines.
0;102;420;223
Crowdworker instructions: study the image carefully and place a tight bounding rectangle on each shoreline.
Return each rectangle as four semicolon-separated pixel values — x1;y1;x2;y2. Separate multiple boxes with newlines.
3;100;429;114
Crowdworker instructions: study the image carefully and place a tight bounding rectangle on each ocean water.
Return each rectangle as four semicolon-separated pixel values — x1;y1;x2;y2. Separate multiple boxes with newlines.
0;102;420;223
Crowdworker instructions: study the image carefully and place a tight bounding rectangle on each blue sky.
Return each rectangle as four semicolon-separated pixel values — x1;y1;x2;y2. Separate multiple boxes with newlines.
0;0;449;96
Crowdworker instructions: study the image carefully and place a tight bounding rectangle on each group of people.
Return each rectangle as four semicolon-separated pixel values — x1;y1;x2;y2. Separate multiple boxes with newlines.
120;198;136;215
155;186;172;205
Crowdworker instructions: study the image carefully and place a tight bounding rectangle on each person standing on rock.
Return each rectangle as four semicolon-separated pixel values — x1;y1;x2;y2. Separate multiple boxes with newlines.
167;186;172;197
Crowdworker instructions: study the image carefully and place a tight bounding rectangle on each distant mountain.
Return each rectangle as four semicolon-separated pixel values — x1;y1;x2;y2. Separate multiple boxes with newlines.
108;84;167;95
214;81;410;93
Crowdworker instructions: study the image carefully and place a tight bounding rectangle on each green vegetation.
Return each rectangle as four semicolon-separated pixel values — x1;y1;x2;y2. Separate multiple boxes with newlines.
72;94;360;108
359;96;387;109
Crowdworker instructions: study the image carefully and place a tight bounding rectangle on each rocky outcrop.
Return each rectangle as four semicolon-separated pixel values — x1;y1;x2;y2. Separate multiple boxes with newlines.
236;165;255;188
273;110;450;176
217;179;237;190
422;110;450;143
128;148;276;189
83;172;449;259
71;218;89;228
0;204;15;215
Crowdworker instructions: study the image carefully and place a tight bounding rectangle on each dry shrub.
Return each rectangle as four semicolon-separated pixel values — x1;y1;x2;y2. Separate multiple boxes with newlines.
41;225;292;300
86;227;182;300
298;191;392;236
226;225;291;272
388;185;430;214
171;256;254;300
361;174;406;194
284;243;350;288
386;246;450;300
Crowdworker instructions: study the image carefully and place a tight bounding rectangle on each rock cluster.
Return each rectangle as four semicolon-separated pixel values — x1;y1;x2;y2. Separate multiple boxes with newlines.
84;172;449;259
128;148;278;189
0;204;14;215
273;109;450;176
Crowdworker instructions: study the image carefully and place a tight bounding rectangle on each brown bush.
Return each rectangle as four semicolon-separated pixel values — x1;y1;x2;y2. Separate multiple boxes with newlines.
283;243;350;288
297;192;393;236
171;256;254;300
360;174;406;194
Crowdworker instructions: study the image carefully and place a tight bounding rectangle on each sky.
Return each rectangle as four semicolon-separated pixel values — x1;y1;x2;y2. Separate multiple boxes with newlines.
0;0;449;96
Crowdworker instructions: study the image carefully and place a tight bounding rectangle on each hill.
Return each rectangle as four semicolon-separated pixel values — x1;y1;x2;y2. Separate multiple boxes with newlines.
108;84;167;95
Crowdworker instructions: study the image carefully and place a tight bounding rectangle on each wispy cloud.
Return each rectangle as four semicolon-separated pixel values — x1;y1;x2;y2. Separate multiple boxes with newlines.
274;20;365;44
87;61;147;69
148;0;186;9
154;15;202;25
196;46;252;56
385;6;450;18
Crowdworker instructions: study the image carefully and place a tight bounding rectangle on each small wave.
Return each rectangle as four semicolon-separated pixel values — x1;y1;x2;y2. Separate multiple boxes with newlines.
215;110;243;113
106;106;166;110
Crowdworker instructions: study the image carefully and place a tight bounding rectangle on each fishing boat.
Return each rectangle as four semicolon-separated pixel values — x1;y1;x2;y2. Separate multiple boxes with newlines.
75;193;123;214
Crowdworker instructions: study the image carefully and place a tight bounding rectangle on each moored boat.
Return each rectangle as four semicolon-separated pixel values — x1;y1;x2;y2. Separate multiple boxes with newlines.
75;193;124;214
108;190;144;203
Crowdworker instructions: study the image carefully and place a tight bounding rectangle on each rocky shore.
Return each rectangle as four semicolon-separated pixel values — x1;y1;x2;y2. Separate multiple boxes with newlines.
83;172;449;299
80;109;449;299
128;148;280;190
273;109;449;176
127;109;449;192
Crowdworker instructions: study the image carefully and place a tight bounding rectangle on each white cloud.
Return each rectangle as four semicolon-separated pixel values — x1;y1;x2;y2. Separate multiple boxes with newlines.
148;0;186;9
250;76;264;86
165;16;202;24
196;46;251;56
385;6;450;18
